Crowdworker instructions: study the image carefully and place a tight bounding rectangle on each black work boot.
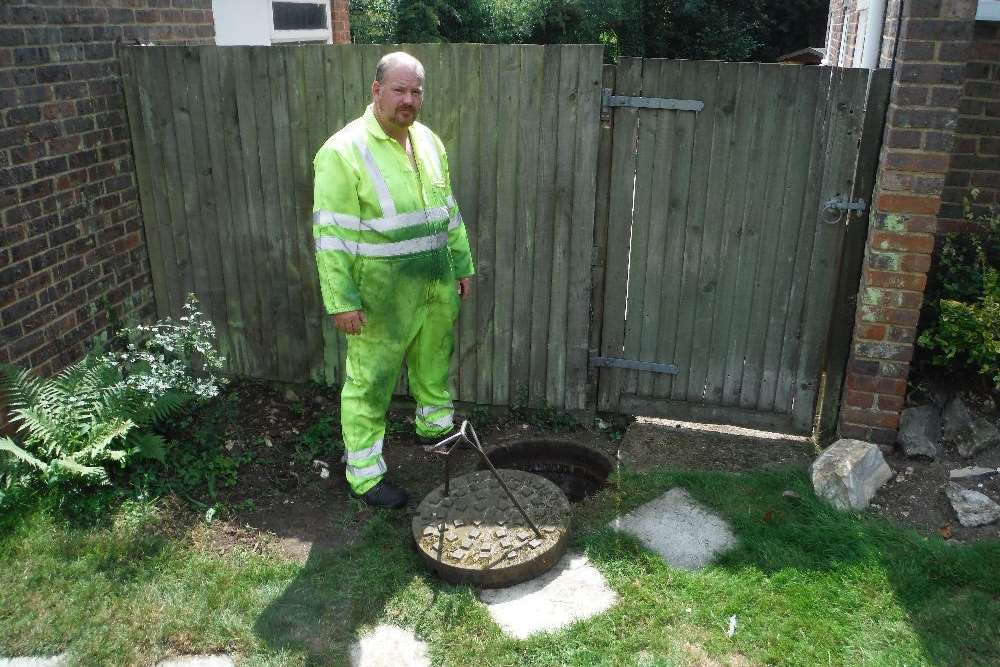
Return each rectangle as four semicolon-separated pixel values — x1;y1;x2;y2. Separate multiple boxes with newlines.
350;480;409;509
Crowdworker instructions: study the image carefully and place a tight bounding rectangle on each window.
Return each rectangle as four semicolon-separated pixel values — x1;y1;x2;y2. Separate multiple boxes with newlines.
271;0;331;43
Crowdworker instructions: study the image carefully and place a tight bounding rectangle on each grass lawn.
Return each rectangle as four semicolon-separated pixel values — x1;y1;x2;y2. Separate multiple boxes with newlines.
1;466;998;666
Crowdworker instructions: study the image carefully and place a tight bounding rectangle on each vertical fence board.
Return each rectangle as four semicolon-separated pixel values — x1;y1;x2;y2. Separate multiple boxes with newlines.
455;44;481;403
491;45;519;406
196;51;243;376
686;61;734;403
475;45;499;403
702;62;759;404
622;59;661;398
667;61;711;403
528;47;561;407
737;64;798;409
510;45;544;406
218;48;264;377
767;66;823;413
565;46;603;411
120;50;170;320
652;61;695;400
596;57;642;412
757;65;812;412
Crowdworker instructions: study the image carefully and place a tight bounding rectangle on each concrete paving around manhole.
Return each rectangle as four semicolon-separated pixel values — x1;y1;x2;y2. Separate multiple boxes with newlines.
0;657;68;667
479;552;619;639
350;624;430;667
610;487;737;570
156;656;235;667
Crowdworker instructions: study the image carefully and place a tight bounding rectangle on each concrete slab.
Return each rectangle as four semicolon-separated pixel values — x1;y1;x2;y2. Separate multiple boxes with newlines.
156;656;235;667
610;487;737;569
479;552;619;639
349;624;430;667
0;658;67;667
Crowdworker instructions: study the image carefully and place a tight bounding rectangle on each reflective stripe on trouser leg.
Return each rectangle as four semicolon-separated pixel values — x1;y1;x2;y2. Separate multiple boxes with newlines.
408;277;461;439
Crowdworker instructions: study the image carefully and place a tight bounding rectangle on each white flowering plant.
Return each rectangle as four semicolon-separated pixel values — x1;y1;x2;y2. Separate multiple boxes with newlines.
0;294;226;499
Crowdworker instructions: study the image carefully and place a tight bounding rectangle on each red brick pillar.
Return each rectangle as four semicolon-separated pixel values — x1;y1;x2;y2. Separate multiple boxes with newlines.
331;0;351;44
838;0;978;446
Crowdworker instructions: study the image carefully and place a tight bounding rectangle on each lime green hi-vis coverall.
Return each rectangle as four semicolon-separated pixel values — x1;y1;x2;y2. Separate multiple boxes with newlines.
313;105;475;495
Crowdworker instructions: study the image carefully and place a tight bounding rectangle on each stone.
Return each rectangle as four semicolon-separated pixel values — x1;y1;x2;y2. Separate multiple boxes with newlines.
609;488;737;569
810;439;893;511
479;553;619;639
950;466;999;479
942;397;1000;458
897;405;941;459
945;483;1000;527
349;624;430;667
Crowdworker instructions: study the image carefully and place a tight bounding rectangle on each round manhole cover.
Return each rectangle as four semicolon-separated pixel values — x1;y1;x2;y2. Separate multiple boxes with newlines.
412;469;570;588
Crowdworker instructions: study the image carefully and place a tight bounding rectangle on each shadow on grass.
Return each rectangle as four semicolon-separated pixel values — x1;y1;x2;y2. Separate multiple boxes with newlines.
252;506;433;665
586;467;1000;666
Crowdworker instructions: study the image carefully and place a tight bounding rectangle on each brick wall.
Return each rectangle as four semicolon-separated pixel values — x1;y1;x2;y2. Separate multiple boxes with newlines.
331;0;351;44
940;21;1000;227
838;0;979;445
0;1;214;380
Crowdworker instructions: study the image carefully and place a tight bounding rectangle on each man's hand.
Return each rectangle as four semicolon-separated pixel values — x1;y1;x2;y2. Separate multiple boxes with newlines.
333;310;367;335
457;277;472;301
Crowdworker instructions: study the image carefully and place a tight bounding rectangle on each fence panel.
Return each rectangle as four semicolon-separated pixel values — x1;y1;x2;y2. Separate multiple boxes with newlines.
121;43;603;409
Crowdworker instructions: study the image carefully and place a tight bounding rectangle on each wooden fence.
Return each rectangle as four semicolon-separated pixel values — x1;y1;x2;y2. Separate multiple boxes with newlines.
121;44;604;410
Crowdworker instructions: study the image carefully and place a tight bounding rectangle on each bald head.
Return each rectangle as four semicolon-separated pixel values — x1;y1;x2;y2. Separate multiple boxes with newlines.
375;52;425;84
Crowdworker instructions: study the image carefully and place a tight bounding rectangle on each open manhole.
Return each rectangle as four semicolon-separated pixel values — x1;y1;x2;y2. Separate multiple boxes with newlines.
412;469;570;588
480;439;614;502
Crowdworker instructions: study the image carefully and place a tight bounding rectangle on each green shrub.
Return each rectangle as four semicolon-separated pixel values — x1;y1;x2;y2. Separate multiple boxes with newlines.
0;295;226;504
918;192;1000;392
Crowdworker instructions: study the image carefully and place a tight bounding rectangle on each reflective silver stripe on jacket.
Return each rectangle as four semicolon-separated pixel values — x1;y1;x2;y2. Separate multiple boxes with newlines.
314;207;450;233
448;211;463;231
416;125;444;182
354;138;397;218
315;232;448;257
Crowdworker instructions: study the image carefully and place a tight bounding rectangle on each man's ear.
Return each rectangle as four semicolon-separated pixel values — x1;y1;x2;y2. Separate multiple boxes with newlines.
371;80;380;98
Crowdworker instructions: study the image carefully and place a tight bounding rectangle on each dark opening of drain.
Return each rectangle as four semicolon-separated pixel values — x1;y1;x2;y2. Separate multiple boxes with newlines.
481;440;613;502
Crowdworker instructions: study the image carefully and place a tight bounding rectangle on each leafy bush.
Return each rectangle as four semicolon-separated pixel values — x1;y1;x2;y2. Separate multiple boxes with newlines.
0;295;226;503
349;0;828;63
918;193;1000;392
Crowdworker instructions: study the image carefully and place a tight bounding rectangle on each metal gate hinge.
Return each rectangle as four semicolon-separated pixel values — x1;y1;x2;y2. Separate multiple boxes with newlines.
591;356;679;375
601;88;704;114
822;195;867;224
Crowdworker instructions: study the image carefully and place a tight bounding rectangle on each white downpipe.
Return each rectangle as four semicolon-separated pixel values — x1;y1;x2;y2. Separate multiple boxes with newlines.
860;0;889;69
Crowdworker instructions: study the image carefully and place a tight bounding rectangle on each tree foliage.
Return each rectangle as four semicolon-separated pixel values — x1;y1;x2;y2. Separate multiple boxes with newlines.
349;0;828;62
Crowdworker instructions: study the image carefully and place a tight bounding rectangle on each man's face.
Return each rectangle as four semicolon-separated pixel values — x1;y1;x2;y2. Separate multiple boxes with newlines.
373;65;424;129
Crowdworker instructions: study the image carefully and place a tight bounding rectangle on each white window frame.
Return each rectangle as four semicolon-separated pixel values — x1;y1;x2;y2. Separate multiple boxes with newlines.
978;0;1000;21
270;0;332;43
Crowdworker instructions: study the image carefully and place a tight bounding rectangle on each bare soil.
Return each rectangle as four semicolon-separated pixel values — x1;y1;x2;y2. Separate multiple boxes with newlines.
175;380;998;562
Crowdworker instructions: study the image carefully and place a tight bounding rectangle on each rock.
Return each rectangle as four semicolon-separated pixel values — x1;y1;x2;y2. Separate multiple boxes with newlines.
782;490;801;500
942;397;1000;458
950;466;999;480
945;483;1000;527
284;388;299;402
810;439;893;511
897;405;940;459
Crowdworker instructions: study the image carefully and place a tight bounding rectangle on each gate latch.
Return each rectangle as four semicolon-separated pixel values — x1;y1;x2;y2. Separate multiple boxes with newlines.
822;195;867;223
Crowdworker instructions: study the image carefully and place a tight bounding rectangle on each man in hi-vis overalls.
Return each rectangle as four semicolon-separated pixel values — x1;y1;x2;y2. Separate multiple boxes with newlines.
312;52;475;508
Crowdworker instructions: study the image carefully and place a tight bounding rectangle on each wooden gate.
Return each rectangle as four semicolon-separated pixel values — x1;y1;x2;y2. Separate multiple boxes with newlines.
595;59;891;434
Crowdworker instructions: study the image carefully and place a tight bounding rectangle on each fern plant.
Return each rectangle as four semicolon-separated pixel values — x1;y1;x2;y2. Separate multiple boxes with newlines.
0;294;225;494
